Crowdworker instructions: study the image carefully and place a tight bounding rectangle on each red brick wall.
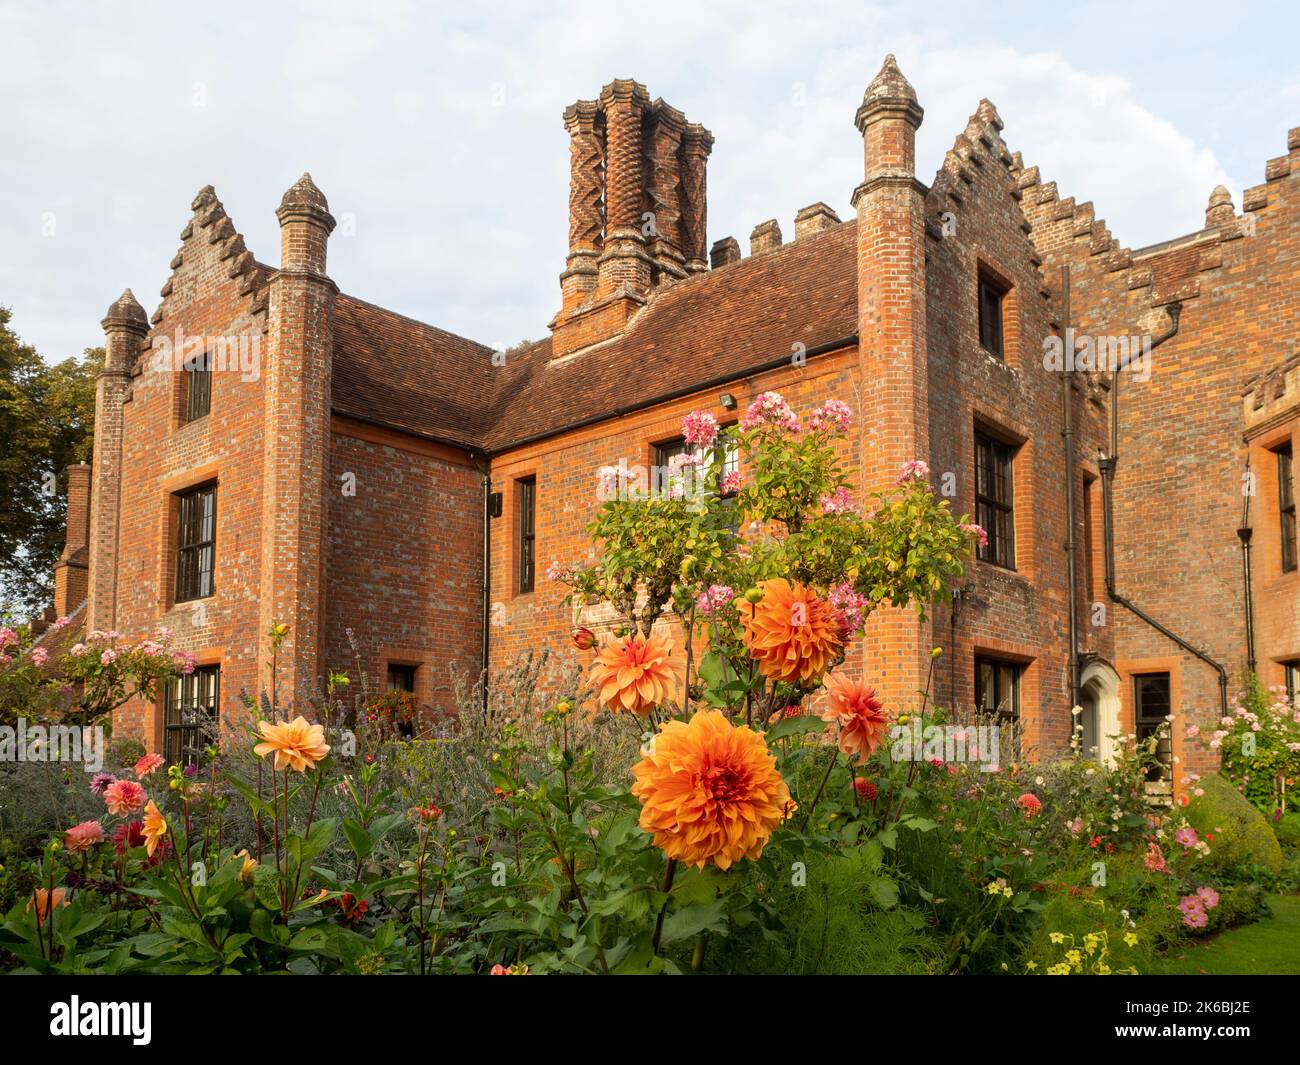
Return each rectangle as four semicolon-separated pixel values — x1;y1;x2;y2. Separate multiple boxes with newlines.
1020;127;1300;781
325;421;484;722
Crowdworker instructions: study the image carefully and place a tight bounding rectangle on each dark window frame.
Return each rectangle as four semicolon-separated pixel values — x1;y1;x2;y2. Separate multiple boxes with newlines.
387;664;416;692
386;663;417;738
175;482;216;603
655;432;740;533
654;433;739;496
184;351;212;423
164;665;220;766
974;655;1022;721
1133;672;1173;781
975;431;1016;569
1278;442;1296;572
517;476;536;595
1284;660;1299;705
977;270;1008;358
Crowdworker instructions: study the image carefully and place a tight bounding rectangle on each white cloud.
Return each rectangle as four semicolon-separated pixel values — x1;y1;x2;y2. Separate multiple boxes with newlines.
0;2;1248;361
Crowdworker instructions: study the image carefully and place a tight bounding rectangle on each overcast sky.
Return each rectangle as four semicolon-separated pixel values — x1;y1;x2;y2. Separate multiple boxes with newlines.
2;0;1297;361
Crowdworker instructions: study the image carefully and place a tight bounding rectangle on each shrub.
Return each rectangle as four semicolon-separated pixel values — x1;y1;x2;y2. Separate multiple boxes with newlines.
1185;774;1283;875
1273;812;1300;850
1185;677;1300;815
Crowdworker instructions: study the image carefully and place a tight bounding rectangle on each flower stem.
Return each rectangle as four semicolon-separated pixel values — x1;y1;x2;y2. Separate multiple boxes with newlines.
651;857;678;955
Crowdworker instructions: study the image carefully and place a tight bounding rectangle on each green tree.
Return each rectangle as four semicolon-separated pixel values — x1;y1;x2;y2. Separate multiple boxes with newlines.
0;306;98;617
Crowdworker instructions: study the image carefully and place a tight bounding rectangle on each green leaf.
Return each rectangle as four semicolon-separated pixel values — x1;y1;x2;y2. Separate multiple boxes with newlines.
765;714;823;743
867;877;899;909
342;819;372;862
659;899;728;947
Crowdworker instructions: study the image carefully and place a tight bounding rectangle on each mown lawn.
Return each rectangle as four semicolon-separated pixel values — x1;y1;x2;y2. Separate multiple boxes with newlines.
1154;895;1300;975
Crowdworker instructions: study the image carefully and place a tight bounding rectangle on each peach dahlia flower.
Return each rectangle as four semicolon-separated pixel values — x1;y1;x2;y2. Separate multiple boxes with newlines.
739;579;842;685
64;820;105;853
134;752;165;779
589;632;681;716
820;672;890;764
253;715;331;772
631;709;791;870
142;800;168;858
102;778;147;816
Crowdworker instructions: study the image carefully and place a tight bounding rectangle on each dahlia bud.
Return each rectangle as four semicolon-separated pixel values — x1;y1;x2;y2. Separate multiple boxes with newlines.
571;626;596;650
743;587;763;604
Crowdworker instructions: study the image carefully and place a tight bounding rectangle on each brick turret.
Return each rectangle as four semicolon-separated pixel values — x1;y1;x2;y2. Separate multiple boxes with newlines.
86;289;147;631
259;173;337;705
852;55;932;710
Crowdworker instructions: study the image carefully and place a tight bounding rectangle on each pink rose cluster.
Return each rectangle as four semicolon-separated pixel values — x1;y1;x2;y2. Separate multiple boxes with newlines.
740;391;800;433
695;584;735;615
819;487;855;515
808;398;852;434
681;410;720;449
828;581;869;639
896;459;930;484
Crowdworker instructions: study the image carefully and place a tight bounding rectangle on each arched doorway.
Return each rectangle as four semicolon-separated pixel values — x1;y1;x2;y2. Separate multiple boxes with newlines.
1078;660;1121;765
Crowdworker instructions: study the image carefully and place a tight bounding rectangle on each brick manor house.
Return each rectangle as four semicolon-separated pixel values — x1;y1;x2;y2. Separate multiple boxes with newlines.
45;57;1298;786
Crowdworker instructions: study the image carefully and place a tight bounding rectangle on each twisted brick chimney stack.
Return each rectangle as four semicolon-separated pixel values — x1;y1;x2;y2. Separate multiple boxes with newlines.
551;79;713;358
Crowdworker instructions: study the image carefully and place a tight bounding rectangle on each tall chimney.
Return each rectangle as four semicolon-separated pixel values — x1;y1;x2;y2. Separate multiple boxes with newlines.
550;80;713;358
680;123;714;273
53;462;91;617
596;80;653;300
87;289;147;631
560;101;603;314
643;100;687;283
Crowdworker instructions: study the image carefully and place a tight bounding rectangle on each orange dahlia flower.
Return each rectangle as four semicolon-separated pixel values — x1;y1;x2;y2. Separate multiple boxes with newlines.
27;887;68;924
820;672;890;764
631;709;791;870
739;579;841;685
253;715;331;772
589;632;681;716
141;800;168;858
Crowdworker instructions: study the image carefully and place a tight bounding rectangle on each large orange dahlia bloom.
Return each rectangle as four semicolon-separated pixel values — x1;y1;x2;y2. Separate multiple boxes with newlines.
739;579;842;685
631;710;791;870
820;672;890;764
253;715;331;772
589;632;681;716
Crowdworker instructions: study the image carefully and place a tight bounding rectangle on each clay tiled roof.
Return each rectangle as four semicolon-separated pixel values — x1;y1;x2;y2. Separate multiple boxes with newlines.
331;294;498;450
331;219;859;453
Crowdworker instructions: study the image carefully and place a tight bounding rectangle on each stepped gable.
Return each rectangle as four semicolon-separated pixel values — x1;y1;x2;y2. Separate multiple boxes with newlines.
143;184;272;361
926;99;1054;302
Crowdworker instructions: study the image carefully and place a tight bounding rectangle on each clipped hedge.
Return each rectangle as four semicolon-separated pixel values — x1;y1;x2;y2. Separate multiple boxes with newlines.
1187;774;1283;874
